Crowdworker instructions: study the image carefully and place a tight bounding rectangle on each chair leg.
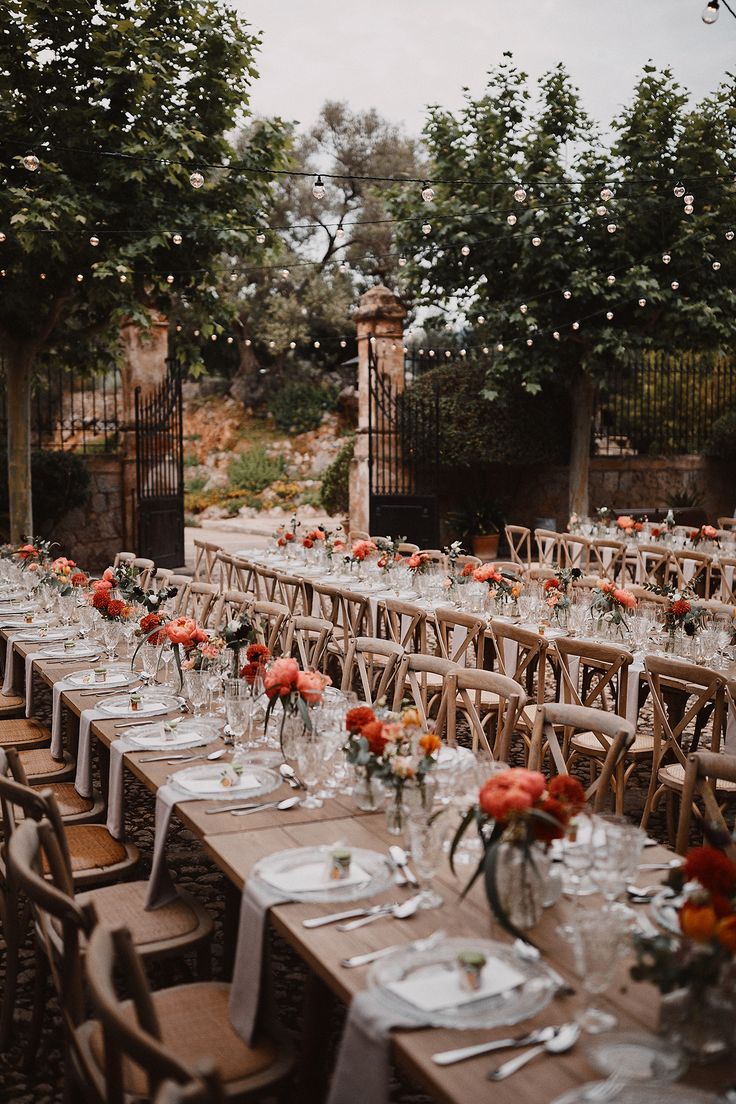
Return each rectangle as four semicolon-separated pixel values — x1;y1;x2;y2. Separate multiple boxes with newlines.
196;939;212;981
24;941;48;1071
665;790;677;848
0;885;22;1051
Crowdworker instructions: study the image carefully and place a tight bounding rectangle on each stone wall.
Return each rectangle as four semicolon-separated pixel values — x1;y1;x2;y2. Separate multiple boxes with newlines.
438;455;736;539
52;455;129;571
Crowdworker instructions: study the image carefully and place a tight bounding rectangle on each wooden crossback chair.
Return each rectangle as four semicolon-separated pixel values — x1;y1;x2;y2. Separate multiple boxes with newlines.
131;558;156;590
443;668;526;760
250;565;279;603
433;607;486;668
670;548;710;596
641;656;726;840
560;534;591;571
711;555;736;603
636;544;672;587
340;638;405;706
717;516;736;530
488;621;550;755
589;538;626;582
534;529;561;568
250;601;290;655
214;553;256;594
528;703;636;814
167;575;194;614
192;540;222;584
113;552;136;568
505;524;532;569
396;542;419;557
375;597;427;653
213;590;255;627
675;750;736;859
274;572;309;617
283;616;334;673
391;653;456;736
178;582;220;626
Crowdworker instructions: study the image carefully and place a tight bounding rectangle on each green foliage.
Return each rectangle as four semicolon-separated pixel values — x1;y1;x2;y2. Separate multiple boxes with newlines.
185;473;207;494
0;449;91;538
228;447;286;493
445;495;506;542
703;408;736;461
320;438;354;516
268;380;337;434
402;361;571;467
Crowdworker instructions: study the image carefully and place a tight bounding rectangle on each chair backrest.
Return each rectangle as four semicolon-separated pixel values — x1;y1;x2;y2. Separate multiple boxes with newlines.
433;607;486;668
167;575;193;614
560;534;590;571
179;582;220;626
113;552;136;568
215;553;256;594
505;524;531;568
644;656;726;777
132;557;156;590
488;621;550;707
283;615;334;672
155;568;174;590
534;529;561;567
417;549;445;566
528;703;636;813
396;542;420;557
391;652;457;735
251;564;279;603
636;544;672;587
275;572;309;616
628;584;667;610
713;556;736;603
0;746;52;852
85;922;198;1104
192;540;222;584
553;636;633;716
250;600;290;654
589;538;625;581
486;561;523;577
376;597;427;652
213;589;255;627
443;668;526;759
348;529;370;542
670;548;710;594
454;554;481;571
340;637;405;706
334;587;372;643
718;516;736;530
675;750;736;859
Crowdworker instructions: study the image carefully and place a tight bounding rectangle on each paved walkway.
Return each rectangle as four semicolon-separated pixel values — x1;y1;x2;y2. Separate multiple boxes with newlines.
184;513;342;569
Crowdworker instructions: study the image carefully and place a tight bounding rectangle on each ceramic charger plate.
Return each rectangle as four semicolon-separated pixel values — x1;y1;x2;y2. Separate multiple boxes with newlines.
66;667;137;688
251;844;394;904
167;762;279;801
97;694;179;718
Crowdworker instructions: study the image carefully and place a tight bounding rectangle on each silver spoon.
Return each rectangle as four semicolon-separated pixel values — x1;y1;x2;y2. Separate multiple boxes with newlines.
487;1022;580;1080
337;894;422;931
231;796;301;817
140;748;226;764
279;763;306;789
389;844;419;887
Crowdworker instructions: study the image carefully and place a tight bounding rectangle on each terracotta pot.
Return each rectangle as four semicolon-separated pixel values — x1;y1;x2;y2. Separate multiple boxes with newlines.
472;533;499;560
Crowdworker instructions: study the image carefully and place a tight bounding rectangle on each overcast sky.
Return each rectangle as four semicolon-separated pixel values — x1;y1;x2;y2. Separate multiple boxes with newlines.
232;0;736;136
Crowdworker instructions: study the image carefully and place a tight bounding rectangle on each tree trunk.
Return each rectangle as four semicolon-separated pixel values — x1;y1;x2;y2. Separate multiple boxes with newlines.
6;342;35;543
568;369;595;519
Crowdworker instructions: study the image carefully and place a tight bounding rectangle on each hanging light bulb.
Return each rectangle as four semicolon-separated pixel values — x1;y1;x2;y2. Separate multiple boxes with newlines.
23;152;40;171
340;340;347;348
506;213;517;226
194;329;200;337
713;260;722;270
227;336;234;344
422;222;431;235
172;233;183;245
638;298;647;307
702;0;720;20
398;256;407;267
496;343;504;352
461;245;470;256
459;348;467;357
336;225;345;239
166;274;174;284
211;333;217;342
606;311;614;320
596;205;607;217
563;289;572;300
477;315;485;324
89;234;99;247
726;230;735;241
428;349;435;357
229;273;238;282
482;346;489;354
514;187;527;202
572;321;580;330
445;350;452;358
289;341;296;349
684;194;694;205
189;170;204;189
684;203;694;215
76;273;84;283
606;223;617;234
553;331;561;340
662;252;671;264
421;181;435;203
312;175;326;200
600;186;614;202
339;262;348;272
313;340;320;349
280;268;289;279
531;236;541;247
519;304;528;314
245;338;252;346
526;338;534;346
39;272;46;280
671;280;680;290
119;274;127;283
607;274;616;285
673;183;686;199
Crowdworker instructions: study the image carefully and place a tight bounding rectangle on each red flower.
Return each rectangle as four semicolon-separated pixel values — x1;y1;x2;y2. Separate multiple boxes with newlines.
690;529;699;541
16;544;38;559
650;528;660;538
534;797;567;842
303;538;314;549
671;599;691;617
548;774;586;812
461;562;474;577
277;537;286;547
361;719;389;756
71;572;88;588
106;599;126;619
285;532;295;542
240;661;261;685
92;590;110;610
544;578;560;591
716;915;736;952
683;847;736;897
346;705;376;733
246;643;270;664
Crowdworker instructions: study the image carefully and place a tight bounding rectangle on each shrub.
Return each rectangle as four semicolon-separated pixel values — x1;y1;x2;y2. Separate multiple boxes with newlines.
228;447;286;493
703;408;736;461
401;362;571;467
268;380;337;434
0;449;92;538
320;437;353;516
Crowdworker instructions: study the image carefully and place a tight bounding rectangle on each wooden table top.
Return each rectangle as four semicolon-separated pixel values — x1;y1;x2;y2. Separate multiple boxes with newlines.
8;629;736;1103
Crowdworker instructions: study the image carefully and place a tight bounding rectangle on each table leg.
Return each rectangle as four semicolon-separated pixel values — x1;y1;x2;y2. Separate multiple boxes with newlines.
297;970;337;1104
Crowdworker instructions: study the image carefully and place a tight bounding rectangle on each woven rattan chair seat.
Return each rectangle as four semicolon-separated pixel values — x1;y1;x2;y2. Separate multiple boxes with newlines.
74;883;203;947
0;718;50;747
0;692;25;714
659;761;736;791
86;981;279;1093
60;825;130;872
571;730;654;754
17;748;68;775
44;783;95;817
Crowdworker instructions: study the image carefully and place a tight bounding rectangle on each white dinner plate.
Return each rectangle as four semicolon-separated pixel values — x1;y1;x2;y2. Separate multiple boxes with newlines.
168;762;279;800
16;629;69;643
251;844;393;903
66;667;138;688
97;694;178;718
41;644;101;660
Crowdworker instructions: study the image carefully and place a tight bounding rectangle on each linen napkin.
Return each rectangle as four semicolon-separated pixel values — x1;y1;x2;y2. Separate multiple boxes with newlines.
51;677;80;757
74;707;108;798
229;879;285;1045
326;990;419;1104
25;650;74;717
144;783;181;910
2;634;18;694
106;735;137;840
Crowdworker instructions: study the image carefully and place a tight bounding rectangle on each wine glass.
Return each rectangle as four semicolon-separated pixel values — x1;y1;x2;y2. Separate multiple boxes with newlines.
138;642;160;685
101;620;122;661
573;905;627;1033
184;670;209;717
225;681;254;753
406;808;447;909
294;726;326;809
590;814;646;910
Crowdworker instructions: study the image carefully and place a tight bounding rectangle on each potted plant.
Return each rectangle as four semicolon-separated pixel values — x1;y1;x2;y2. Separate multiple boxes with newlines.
445;494;505;560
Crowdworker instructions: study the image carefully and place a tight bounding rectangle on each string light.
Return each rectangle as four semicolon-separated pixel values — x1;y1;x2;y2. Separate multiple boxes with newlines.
674;183;686;198
76;273;83;282
422;222;431;235
119;273;127;282
607;274;616;284
702;0;720;21
519;304;528;313
563;290;572;299
572;321;580;330
553;331;560;340
684;193;694;205
39;273;46;279
662;252;671;264
726;230;734;240
89;234;99;247
421;182;435;203
600;186;614;201
596;205;607;216
227;336;234;344
166;274;174;283
255;232;266;244
172;233;183;245
23;152;40;171
638;297;647;306
398;256;407;267
531;236;542;247
713;260;721;270
336;225;345;239
606;311;614;320
312;175;326;200
460;245;470;256
526;338;534;346
514;187;527;203
606;223;617;234
506;214;517;226
289;341;296;349
671;280;680;289
496;343;504;352
684;203;694;214
189;170;204;189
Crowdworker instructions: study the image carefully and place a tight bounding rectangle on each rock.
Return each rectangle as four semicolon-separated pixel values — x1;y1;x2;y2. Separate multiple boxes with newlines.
198;376;230;398
199;504;229;520
203;468;229;491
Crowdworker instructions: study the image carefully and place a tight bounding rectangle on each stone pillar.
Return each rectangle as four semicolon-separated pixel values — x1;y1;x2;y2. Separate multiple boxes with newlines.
118;313;170;551
349;285;406;533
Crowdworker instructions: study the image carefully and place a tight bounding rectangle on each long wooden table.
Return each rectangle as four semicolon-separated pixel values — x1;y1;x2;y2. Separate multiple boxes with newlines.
7;627;735;1103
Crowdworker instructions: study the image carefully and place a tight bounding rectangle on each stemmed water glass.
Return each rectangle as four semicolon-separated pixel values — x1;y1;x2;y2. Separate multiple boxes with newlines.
294;724;327;809
590;814;646;911
138;642;160;685
224;678;254;753
556;811;596;942
184;670;209;717
101;620;122;661
573;904;627;1033
406;808;447;910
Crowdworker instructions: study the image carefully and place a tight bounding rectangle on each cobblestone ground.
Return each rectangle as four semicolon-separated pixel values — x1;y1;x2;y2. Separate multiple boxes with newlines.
0;680;675;1104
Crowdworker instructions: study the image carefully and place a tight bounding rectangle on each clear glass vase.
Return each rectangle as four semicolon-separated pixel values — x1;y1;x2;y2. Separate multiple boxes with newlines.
353;770;386;812
492;838;546;931
385;786;406;835
659;980;736;1062
279;708;306;759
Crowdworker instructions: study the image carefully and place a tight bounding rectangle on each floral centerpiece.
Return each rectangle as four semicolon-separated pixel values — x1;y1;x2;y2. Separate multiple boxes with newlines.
273;516;300;552
407;551;431;576
220;613;255;675
374;535;403;576
263;657;331;753
91;589;132;622
240;642;270;687
596;506;614;529
344;704;441;831
472;563;522;614
590;579;638;637
631;838;736;1060
644;582;706;652
617;514;645;538
451;768;586;936
443;540;464;574
345;538;377;572
690;524;720;549
543;566;582;628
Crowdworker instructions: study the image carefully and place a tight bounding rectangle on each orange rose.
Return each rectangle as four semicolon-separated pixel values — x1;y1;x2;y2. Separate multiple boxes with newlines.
715;915;736;952
166;617;200;646
680;900;717;942
362;720;389;756
419;731;441;756
263;656;299;698
296;669;330;703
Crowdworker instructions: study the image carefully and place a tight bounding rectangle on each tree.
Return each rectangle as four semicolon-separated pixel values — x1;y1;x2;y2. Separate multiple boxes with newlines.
393;56;736;515
0;0;289;541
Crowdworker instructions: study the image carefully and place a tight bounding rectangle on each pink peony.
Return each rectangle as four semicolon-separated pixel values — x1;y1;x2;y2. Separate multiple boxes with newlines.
296;669;331;703
263;657;300;699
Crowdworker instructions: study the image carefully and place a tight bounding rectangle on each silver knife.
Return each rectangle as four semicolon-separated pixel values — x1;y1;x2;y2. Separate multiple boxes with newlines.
431;1025;561;1066
302;903;397;929
342;929;445;969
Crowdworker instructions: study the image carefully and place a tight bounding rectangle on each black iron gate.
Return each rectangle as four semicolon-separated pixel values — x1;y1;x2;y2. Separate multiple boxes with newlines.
134;358;184;568
367;341;440;546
